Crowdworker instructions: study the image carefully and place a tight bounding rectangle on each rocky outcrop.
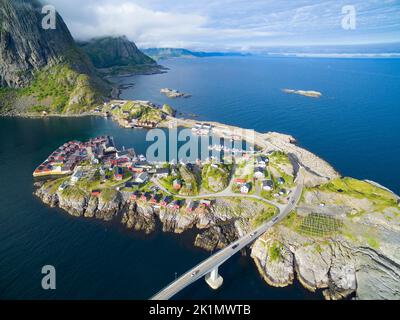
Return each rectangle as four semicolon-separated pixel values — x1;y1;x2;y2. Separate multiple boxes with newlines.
195;224;238;251
158;209;198;234
0;0;108;114
0;0;94;87
251;239;294;287
121;203;156;234
262;132;340;186
249;223;400;300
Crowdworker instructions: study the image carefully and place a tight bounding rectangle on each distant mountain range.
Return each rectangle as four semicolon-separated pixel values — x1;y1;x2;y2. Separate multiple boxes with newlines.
141;48;250;60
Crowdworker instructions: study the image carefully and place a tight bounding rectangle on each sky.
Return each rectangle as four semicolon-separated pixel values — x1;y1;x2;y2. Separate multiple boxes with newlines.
45;0;400;51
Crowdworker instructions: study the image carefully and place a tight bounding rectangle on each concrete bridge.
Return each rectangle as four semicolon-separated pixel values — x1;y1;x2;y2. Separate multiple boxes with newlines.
150;171;304;300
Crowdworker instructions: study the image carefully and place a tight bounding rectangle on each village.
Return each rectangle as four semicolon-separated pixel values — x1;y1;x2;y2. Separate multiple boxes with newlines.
33;134;295;215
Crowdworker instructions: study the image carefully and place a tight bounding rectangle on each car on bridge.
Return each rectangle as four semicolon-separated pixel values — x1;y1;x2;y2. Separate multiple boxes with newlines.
191;270;200;277
232;244;239;250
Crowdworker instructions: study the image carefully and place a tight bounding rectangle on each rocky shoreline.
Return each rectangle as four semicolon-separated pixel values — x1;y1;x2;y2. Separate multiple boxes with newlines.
34;181;242;252
29;104;400;300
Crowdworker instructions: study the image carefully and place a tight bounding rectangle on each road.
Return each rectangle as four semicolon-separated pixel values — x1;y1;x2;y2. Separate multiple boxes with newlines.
150;169;304;300
151;162;284;210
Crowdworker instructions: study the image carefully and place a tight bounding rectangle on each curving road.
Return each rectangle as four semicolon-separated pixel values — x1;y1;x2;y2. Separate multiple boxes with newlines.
150;169;304;300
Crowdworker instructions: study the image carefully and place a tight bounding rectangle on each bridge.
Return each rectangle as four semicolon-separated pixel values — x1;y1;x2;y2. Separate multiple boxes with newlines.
150;170;304;300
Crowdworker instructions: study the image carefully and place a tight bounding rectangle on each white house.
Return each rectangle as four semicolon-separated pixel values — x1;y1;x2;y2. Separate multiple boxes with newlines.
135;172;149;184
262;180;274;191
154;168;169;179
240;183;251;194
71;170;84;184
256;156;267;168
254;167;265;179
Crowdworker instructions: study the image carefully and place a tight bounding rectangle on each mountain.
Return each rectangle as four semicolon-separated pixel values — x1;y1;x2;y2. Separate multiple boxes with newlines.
79;36;156;68
142;48;250;61
0;0;109;115
78;36;165;76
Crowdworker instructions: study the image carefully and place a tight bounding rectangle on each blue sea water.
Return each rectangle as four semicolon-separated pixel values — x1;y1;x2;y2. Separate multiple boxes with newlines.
0;56;399;300
118;56;400;194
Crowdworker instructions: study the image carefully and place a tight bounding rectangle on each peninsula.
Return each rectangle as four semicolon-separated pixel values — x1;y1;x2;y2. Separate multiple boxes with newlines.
33;100;400;300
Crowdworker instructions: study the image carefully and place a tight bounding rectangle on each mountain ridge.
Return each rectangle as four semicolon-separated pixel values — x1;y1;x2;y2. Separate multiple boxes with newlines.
0;0;109;115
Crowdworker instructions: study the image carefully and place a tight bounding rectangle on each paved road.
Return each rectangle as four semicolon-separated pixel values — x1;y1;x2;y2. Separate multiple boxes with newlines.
150;169;304;300
151;162;284;210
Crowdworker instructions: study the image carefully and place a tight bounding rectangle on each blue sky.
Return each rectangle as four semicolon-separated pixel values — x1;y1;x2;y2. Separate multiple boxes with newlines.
47;0;400;50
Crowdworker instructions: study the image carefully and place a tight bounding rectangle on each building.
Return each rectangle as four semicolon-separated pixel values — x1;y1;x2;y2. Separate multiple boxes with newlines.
234;178;247;185
161;196;172;207
173;179;182;190
136;172;149;184
91;189;101;197
116;148;135;160
71;170;84;184
141;192;151;202
134;161;153;170
131;191;141;201
262;180;274;191
186;201;197;213
240;183;251;194
171;200;182;210
277;177;286;185
200;199;212;208
154;168;170;179
150;194;161;205
114;167;124;181
279;189;288;196
256;156;268;168
254;167;265;179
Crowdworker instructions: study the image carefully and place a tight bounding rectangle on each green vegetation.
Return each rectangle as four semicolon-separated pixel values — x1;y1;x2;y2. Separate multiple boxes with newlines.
234;159;255;181
110;100;164;123
61;185;87;199
269;151;291;166
296;213;343;238
100;188;118;202
269;242;283;262
281;211;297;228
201;163;231;192
78;36;155;69
0;88;18;114
43;177;69;193
179;165;199;195
252;204;277;227
161;104;175;116
367;237;380;250
314;177;398;212
19;64;104;114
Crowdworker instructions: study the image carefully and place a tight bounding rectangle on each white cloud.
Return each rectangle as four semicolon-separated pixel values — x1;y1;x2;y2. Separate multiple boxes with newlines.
46;0;400;50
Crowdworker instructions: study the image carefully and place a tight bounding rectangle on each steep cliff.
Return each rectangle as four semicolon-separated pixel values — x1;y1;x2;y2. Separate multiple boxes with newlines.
0;0;109;114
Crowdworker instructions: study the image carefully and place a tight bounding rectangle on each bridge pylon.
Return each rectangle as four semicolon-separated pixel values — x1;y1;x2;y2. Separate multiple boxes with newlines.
205;266;223;290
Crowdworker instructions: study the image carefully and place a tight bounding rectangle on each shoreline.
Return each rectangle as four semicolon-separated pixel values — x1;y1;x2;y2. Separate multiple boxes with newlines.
4;106;398;197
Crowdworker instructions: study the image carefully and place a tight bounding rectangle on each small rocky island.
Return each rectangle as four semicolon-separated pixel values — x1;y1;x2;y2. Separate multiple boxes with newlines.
283;89;322;98
161;88;192;99
33;111;400;300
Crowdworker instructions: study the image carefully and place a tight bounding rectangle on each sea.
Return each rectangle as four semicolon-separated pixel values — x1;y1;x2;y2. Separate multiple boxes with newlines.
1;56;399;299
